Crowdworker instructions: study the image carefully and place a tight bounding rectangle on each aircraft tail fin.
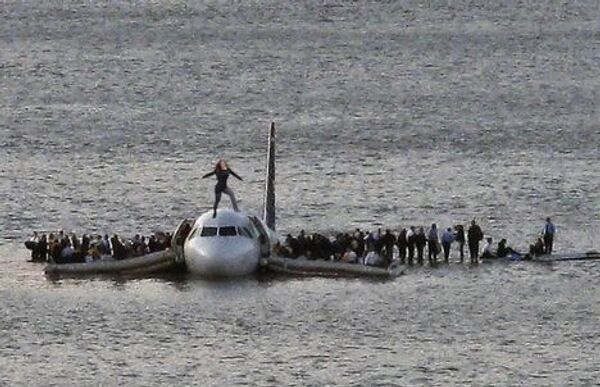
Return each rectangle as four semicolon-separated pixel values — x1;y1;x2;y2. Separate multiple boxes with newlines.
263;122;276;231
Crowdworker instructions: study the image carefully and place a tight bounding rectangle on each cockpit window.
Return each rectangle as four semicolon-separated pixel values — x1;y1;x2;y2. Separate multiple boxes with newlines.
237;227;252;238
246;218;260;238
219;226;237;236
187;227;199;240
200;227;217;237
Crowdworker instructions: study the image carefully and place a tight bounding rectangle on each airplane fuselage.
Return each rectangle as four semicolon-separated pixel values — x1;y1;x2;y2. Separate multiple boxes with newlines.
182;209;272;277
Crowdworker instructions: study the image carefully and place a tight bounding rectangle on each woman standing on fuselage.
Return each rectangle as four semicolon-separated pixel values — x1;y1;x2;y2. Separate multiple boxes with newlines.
202;159;243;217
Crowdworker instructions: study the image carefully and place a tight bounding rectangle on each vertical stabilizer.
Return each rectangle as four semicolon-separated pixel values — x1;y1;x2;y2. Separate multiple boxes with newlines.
263;122;276;230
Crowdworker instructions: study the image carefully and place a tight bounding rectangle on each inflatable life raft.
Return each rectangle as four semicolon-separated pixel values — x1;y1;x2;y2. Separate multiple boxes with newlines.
44;249;178;275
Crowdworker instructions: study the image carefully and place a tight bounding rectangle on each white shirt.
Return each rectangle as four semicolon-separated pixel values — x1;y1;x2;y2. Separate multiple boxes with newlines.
482;241;494;255
364;251;382;266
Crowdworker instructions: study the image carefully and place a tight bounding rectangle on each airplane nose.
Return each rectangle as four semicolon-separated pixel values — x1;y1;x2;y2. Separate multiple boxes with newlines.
185;238;258;277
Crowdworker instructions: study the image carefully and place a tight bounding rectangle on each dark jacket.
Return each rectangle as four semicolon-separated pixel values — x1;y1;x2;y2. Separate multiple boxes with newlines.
415;233;427;249
397;229;407;248
455;226;465;243
203;169;242;192
468;225;483;245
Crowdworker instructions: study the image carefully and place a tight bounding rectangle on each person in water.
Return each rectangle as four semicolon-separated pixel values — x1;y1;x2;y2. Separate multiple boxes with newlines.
202;159;243;217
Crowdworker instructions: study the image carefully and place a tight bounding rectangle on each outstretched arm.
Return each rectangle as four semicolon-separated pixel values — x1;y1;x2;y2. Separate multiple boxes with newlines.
202;171;216;179
229;169;243;181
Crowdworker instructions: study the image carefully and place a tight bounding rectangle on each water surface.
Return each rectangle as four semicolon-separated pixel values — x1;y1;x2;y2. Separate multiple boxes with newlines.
1;1;599;385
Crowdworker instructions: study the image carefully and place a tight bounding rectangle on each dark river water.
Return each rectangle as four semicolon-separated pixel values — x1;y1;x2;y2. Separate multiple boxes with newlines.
1;1;599;385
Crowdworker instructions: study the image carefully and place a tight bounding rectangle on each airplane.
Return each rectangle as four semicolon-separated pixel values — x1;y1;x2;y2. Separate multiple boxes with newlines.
170;123;278;277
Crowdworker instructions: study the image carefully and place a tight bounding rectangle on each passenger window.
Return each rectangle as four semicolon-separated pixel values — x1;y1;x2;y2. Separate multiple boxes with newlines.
200;227;217;237
219;226;237;236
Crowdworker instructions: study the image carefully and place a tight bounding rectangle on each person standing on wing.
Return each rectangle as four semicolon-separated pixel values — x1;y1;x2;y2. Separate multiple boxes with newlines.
202;159;243;217
542;217;556;254
467;219;484;263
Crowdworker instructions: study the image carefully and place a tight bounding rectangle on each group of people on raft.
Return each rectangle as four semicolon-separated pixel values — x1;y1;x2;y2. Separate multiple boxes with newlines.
276;218;557;268
25;230;172;264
